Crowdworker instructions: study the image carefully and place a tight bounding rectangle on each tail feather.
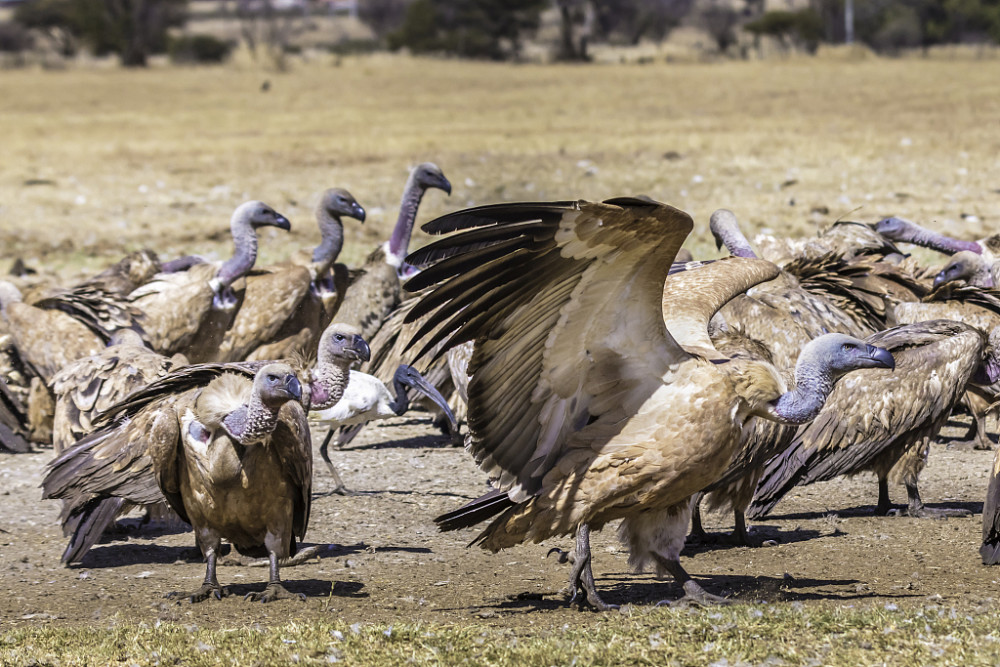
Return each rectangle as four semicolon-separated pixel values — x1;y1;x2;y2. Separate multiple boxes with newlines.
746;440;810;519
435;489;514;532
60;496;129;565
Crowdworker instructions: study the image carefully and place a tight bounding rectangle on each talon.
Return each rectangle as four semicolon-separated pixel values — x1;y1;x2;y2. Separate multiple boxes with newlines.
547;547;572;564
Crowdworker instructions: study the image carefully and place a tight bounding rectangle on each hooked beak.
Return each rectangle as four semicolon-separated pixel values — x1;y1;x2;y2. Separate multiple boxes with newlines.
866;344;895;371
269;213;292;232
436;175;452;196
932;271;949;289
286;374;302;401
399;365;458;430
351;202;366;223
348;335;371;363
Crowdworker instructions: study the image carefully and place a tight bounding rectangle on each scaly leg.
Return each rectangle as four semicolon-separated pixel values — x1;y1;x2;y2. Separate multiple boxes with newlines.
167;544;227;603
245;547;306;603
876;477;893;515
903;482;972;519
319;430;358;496
562;524;617;611
653;554;733;607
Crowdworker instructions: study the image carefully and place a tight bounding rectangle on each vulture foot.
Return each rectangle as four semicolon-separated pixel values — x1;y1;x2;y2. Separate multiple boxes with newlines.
904;505;973;519
245;582;305;603
546;547;575;565
657;580;735;608
560;525;618;611
166;583;228;603
948;438;994;452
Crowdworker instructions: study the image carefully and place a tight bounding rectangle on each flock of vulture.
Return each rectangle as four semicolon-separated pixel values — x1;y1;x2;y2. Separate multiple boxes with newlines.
3;162;1000;609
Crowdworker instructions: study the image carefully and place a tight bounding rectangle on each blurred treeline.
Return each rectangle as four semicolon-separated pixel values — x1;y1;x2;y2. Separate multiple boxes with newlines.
1;0;999;66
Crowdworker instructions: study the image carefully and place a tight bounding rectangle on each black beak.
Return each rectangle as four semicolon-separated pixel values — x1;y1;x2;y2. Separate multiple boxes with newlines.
437;176;452;196
397;365;457;428
286;375;302;401
349;335;371;363
866;345;895;370
352;202;366;223
713;235;723;251
271;213;292;231
932;271;949;289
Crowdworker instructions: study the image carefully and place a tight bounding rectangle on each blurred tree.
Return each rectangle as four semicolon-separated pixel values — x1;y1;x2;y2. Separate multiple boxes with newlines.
590;0;695;45
15;0;186;65
701;1;740;52
388;0;547;60
359;0;412;40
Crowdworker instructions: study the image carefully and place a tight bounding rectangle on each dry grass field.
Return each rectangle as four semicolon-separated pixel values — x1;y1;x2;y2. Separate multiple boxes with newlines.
3;55;1000;665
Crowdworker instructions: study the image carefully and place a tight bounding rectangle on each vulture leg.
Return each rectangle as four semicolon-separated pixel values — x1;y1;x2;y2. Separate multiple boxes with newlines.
563;524;617;611
167;543;227;603
653;554;734;607
951;392;994;451
245;537;306;603
318;430;358;496
876;477;893;515
688;494;708;541
903;482;973;519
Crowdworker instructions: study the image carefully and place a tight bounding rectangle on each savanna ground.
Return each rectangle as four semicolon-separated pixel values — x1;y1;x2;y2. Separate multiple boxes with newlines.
2;55;1000;664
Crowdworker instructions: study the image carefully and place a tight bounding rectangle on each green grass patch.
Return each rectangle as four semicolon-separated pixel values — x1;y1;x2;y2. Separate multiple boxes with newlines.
4;603;1000;666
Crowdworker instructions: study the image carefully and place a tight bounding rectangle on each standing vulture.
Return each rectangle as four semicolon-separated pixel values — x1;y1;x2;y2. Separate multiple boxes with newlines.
127;201;290;363
403;197;894;610
748;320;992;520
335;162;451;341
42;323;369;565
217;188;366;363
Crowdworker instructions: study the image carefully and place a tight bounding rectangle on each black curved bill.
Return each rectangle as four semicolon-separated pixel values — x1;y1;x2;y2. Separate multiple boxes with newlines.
397;364;457;430
866;345;895;370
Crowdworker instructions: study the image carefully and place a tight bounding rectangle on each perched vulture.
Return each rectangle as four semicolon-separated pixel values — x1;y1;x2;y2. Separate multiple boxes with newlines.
50;329;186;455
127;201;290;363
403;197;893;610
217;188;366;363
335;162;451;341
311;364;457;494
42;323;369;566
749;320;992;520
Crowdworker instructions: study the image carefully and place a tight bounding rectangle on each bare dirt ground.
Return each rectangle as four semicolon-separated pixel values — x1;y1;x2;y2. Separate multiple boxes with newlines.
1;414;996;631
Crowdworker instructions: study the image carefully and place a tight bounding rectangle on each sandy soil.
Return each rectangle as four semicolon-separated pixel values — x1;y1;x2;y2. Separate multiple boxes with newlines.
1;414;996;631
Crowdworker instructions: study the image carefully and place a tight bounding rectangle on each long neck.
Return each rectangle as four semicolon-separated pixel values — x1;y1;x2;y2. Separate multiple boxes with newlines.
389;378;409;416
711;212;757;258
771;358;836;424
215;218;258;287
386;170;425;263
907;224;982;255
312;210;344;271
308;358;351;410
222;393;280;445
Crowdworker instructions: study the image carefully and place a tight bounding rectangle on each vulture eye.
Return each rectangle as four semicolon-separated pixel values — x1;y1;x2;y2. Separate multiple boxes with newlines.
267;374;278;383
334;334;345;342
841;343;856;353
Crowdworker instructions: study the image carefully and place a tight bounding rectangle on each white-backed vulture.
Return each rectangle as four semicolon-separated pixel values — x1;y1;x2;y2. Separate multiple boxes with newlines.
127;201;290;363
335;163;451;341
50;329;186;455
931;251;999;289
403;197;894;610
749;320;993;520
875;216;1000;261
311;364;457;494
218;188;366;363
42;323;368;565
754;219;900;264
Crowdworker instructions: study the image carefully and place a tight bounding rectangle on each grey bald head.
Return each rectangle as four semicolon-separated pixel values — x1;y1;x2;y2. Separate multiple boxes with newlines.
318;188;366;223
934;250;993;288
318;323;371;365
233;200;291;232
709;209;757;259
873;216;915;241
254;362;303;407
803;333;895;377
412;162;452;195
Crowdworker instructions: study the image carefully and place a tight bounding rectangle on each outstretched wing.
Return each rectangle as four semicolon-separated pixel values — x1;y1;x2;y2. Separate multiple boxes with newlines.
403;198;693;501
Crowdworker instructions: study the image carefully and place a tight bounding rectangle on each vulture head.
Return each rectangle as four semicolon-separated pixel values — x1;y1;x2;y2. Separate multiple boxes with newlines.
933;251;993;288
873;216;916;242
254;363;303;407
107;328;146;347
212;201;292;308
764;333;894;424
319;323;371;365
319;188;366;224
236;200;292;232
413;162;452;196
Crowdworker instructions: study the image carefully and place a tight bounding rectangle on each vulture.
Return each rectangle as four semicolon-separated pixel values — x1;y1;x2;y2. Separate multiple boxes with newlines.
931;251;999;289
982;426;1000;565
754;219;900;264
749;320;993;520
402;197;894;610
50;329;186;455
217;188;366;363
311;364;458;494
690;209;913;543
127;201;291;363
335;162;451;341
0;376;30;453
42;323;369;566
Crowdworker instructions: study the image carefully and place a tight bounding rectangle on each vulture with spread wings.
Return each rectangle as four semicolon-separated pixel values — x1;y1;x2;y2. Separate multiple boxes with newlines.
403;198;894;610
